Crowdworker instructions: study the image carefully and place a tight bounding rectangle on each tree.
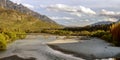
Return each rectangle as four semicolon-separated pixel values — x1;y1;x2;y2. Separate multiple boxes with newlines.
110;22;120;46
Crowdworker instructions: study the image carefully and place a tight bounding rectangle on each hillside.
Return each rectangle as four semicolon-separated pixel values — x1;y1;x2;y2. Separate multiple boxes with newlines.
0;8;61;32
0;0;62;50
0;0;56;23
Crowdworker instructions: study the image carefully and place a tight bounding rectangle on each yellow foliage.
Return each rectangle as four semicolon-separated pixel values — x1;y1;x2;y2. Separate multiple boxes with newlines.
110;22;120;46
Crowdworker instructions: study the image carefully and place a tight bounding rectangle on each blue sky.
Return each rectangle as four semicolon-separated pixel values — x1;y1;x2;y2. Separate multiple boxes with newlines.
11;0;120;26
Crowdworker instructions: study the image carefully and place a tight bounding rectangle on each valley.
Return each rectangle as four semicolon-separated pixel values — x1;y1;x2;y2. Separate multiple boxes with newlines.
0;0;120;60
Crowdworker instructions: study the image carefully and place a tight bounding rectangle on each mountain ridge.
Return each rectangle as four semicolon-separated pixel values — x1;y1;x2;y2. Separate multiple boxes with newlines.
91;21;113;26
0;0;57;24
0;7;61;32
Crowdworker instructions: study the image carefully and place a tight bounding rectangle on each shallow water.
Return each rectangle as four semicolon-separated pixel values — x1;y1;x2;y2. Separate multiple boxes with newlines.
0;35;84;60
47;37;120;60
0;35;118;60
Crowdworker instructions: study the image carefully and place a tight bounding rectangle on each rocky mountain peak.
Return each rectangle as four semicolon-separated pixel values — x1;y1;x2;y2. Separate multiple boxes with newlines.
0;0;57;24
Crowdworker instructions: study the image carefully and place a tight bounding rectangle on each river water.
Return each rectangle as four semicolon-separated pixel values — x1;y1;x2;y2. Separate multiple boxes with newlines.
0;34;119;60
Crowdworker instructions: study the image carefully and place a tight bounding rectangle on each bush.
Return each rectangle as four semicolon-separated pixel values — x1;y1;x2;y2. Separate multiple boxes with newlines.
90;30;113;43
3;31;27;42
101;34;112;42
0;30;27;51
41;30;73;36
16;32;26;39
5;32;17;41
0;34;7;50
80;31;90;36
91;30;106;37
2;33;10;43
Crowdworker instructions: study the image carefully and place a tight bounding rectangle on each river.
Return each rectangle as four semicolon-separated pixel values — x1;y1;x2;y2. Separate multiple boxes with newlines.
0;34;119;60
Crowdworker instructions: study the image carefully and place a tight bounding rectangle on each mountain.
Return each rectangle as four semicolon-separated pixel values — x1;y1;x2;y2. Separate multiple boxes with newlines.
0;0;62;32
0;0;56;24
91;21;113;26
0;7;61;32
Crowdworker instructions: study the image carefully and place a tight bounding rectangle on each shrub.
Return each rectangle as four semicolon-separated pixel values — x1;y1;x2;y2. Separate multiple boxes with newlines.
16;32;26;39
0;30;27;51
5;32;17;41
2;33;10;43
80;31;90;36
54;30;73;35
41;30;73;36
91;30;106;37
0;34;7;50
101;34;112;42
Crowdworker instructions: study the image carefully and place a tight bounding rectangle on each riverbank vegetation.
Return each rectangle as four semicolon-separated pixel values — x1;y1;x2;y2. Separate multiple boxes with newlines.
0;29;26;50
42;23;120;46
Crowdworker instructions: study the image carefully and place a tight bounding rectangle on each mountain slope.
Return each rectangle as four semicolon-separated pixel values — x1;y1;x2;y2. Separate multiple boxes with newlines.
0;8;61;32
0;0;56;24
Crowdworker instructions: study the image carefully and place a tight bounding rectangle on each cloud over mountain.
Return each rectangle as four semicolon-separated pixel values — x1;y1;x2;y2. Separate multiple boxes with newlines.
10;0;22;4
10;0;120;26
40;4;96;17
23;3;34;9
50;17;74;20
100;9;120;19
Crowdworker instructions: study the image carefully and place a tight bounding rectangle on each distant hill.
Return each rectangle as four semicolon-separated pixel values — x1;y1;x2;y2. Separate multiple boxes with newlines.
91;21;113;26
0;0;56;24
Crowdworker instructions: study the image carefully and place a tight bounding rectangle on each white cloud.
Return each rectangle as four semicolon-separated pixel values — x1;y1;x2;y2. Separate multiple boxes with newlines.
40;4;96;17
97;17;118;22
50;16;74;20
84;19;90;22
101;9;117;15
104;18;118;22
10;0;22;4
70;12;82;17
100;9;120;18
77;6;96;14
23;3;34;9
39;4;46;8
48;4;77;12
